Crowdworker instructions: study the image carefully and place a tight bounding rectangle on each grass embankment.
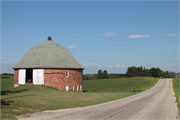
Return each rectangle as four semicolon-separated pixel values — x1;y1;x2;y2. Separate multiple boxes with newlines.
1;77;159;119
172;78;179;115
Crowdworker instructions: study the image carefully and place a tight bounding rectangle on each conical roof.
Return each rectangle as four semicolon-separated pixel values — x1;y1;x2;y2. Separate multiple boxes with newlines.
13;38;83;69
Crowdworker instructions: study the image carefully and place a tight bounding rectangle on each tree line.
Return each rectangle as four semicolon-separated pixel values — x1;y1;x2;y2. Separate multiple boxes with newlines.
126;66;177;78
83;66;178;80
83;70;126;80
1;73;14;76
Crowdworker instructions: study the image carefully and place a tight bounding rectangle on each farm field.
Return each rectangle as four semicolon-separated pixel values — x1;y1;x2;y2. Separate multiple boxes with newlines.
1;76;159;119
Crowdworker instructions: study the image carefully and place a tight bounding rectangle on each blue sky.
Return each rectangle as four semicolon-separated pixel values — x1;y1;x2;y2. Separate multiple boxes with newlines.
1;1;179;74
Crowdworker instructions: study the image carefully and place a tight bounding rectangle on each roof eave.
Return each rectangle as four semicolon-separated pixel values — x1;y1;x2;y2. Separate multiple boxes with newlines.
13;67;85;70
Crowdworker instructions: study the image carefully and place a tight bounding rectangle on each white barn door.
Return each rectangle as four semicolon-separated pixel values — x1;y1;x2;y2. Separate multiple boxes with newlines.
19;69;26;84
33;69;44;85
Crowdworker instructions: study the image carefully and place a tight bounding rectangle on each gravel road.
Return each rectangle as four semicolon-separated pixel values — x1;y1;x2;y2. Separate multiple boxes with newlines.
18;78;179;120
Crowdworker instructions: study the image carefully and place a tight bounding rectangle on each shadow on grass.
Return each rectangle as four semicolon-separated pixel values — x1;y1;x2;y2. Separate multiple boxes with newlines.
1;89;30;108
1;99;14;107
1;89;29;95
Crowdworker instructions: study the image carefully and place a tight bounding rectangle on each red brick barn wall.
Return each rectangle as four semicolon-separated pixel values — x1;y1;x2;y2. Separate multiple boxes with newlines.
14;69;19;84
44;69;83;91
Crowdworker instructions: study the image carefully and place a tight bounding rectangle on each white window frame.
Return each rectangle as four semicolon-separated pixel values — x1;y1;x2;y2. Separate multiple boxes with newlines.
66;71;69;77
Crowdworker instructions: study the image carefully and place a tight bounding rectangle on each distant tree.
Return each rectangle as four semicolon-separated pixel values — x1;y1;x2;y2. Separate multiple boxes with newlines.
83;75;89;80
149;67;157;77
126;66;138;77
126;67;132;77
156;68;162;78
162;71;170;78
97;70;103;79
103;70;109;79
131;66;139;77
169;71;177;78
1;73;14;76
144;67;149;76
137;66;143;76
166;71;170;78
162;71;168;78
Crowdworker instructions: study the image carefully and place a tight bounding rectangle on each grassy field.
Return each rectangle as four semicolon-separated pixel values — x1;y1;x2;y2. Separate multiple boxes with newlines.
1;76;159;119
83;77;159;92
172;78;179;115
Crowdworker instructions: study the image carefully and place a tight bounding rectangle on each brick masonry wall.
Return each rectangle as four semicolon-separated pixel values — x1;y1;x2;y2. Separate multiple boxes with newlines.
44;69;83;91
14;69;19;84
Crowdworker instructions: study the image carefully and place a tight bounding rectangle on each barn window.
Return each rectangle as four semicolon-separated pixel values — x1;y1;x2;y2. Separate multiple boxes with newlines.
66;71;69;77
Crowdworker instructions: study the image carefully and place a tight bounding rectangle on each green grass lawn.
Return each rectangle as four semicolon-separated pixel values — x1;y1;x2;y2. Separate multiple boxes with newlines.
172;78;179;115
1;76;159;119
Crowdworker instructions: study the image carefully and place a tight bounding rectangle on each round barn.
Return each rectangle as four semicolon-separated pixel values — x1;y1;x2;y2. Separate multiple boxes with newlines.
13;36;84;91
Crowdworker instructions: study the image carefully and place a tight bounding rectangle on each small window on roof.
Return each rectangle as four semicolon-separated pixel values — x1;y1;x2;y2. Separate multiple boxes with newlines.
66;71;69;77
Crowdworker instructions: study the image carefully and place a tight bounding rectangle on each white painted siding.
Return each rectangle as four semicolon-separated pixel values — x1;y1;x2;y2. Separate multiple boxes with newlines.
19;69;26;84
66;86;69;91
77;85;78;91
33;69;44;85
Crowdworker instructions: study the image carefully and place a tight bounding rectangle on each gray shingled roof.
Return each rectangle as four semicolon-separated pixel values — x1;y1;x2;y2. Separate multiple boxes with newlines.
13;40;83;69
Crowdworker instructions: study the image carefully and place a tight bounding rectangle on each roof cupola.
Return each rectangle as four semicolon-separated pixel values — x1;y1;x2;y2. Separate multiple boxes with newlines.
48;36;52;41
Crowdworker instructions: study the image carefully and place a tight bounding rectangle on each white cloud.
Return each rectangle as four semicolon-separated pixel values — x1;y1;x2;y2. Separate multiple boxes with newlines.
101;32;116;37
116;64;121;67
68;46;77;49
166;33;176;37
82;63;126;69
91;63;96;65
0;62;16;67
75;34;85;36
3;62;10;64
83;64;89;67
122;65;126;68
1;59;7;61
109;65;114;68
98;65;102;67
128;34;150;39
